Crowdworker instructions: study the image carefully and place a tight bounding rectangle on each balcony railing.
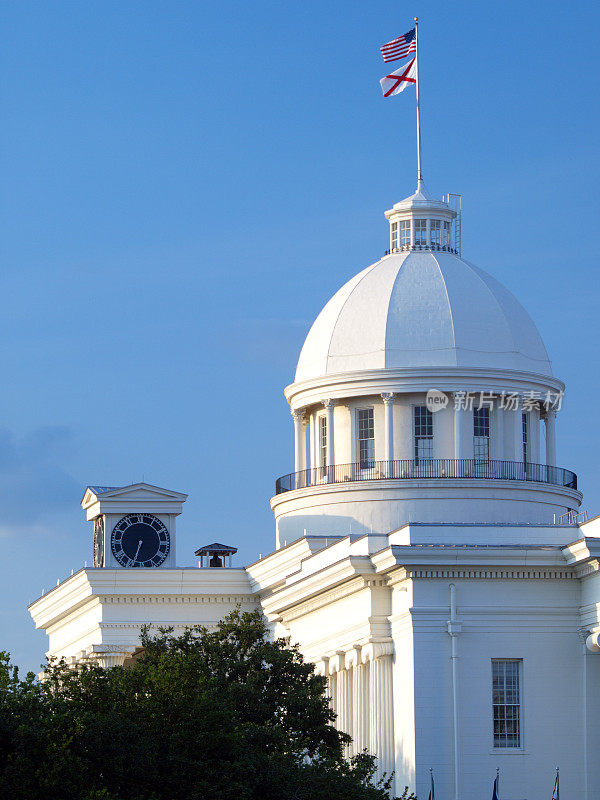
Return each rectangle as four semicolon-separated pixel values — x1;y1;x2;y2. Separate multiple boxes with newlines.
384;244;458;255
275;459;578;495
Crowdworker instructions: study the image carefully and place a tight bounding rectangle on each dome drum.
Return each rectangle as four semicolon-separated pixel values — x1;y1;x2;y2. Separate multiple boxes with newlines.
270;478;582;549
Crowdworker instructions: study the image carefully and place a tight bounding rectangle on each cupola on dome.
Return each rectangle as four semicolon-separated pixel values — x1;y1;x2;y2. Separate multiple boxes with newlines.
295;187;551;383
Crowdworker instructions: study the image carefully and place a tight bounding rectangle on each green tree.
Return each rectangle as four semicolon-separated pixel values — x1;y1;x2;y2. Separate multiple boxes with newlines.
0;609;415;800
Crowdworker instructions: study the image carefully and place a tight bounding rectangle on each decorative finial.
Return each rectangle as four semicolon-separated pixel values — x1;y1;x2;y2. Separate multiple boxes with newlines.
414;16;418;22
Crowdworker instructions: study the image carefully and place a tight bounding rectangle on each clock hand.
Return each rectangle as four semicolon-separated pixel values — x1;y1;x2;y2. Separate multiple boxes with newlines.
133;540;143;563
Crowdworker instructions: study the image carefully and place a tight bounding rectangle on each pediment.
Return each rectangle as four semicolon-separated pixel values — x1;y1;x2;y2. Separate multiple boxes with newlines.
82;482;188;510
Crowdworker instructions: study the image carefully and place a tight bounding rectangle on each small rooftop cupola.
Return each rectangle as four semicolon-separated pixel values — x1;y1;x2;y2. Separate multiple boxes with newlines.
384;183;459;255
195;543;238;568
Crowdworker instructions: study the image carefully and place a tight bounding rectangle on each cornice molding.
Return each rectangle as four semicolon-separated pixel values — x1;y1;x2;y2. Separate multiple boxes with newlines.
99;594;258;605
572;560;600;579
261;556;377;617
285;367;564;409
384;566;576;581
277;575;378;623
99;621;226;630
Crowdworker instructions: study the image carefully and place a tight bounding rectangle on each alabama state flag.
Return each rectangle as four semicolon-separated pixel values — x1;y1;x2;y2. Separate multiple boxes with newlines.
380;57;417;98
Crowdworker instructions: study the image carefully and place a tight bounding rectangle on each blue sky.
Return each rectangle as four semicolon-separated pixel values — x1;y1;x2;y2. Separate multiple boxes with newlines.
0;0;598;673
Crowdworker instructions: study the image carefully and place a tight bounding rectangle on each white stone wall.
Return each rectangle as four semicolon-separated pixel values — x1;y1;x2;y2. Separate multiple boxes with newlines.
30;568;257;664
408;576;596;800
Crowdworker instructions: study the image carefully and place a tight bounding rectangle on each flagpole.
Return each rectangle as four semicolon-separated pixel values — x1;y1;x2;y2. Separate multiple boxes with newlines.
414;16;422;188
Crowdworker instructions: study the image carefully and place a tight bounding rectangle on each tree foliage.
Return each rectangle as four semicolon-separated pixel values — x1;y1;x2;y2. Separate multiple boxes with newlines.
0;609;415;800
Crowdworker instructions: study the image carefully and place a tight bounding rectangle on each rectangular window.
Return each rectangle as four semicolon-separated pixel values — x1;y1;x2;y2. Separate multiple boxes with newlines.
414;219;427;246
319;416;327;468
357;408;375;469
522;412;528;465
443;220;452;247
474;407;490;462
391;222;399;250
492;660;522;748
400;220;411;247
430;219;441;246
413;406;433;463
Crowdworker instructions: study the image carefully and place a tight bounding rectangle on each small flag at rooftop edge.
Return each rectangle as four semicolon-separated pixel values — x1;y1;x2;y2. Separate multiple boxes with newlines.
380;28;416;63
380;57;417;98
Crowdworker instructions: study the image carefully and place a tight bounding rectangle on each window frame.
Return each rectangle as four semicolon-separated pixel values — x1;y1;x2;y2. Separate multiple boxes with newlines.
430;219;441;246
443;220;452;248
391;221;399;250
356;407;375;470
522;412;528;465
414;218;427;246
400;220;411;247
413;405;434;464
473;406;490;462
491;659;523;751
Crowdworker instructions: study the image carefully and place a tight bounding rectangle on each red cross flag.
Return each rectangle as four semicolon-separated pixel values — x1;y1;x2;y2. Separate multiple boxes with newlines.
380;57;417;98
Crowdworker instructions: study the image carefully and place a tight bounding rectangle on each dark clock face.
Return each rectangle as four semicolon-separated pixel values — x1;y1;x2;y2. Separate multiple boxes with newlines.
111;513;170;568
94;516;105;567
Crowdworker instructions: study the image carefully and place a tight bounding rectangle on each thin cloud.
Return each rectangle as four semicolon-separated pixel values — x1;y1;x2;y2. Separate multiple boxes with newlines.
0;427;79;532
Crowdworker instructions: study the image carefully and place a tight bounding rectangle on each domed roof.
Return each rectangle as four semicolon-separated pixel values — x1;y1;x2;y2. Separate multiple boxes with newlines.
295;251;552;382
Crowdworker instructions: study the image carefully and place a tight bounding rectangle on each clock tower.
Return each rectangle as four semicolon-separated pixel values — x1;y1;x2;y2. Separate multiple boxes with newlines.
81;483;187;569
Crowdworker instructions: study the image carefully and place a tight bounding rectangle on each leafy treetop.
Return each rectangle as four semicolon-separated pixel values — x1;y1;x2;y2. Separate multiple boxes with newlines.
0;609;415;800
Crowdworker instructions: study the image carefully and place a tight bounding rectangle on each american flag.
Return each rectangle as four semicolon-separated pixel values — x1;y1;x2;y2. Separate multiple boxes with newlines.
380;28;416;63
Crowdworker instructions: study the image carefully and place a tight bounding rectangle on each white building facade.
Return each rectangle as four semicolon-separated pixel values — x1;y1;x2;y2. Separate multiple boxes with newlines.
30;185;600;800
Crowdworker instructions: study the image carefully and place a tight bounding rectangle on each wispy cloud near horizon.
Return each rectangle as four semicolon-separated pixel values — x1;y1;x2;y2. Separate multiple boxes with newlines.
0;426;80;534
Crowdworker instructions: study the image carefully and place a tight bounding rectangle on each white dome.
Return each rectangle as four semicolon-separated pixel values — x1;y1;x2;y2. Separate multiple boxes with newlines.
295;251;552;382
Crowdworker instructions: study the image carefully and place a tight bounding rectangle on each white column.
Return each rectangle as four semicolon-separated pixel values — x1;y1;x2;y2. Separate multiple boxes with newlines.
329;671;337;716
382;393;395;477
308;412;315;471
352;658;368;755
453;397;464;461
513;406;523;464
531;407;541;463
336;667;345;732
318;657;333;710
292;409;306;477
396;401;412;461
323;399;335;480
336;663;353;755
495;402;504;461
447;584;462;800
368;648;395;784
545;410;557;467
331;652;350;740
581;635;590;800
